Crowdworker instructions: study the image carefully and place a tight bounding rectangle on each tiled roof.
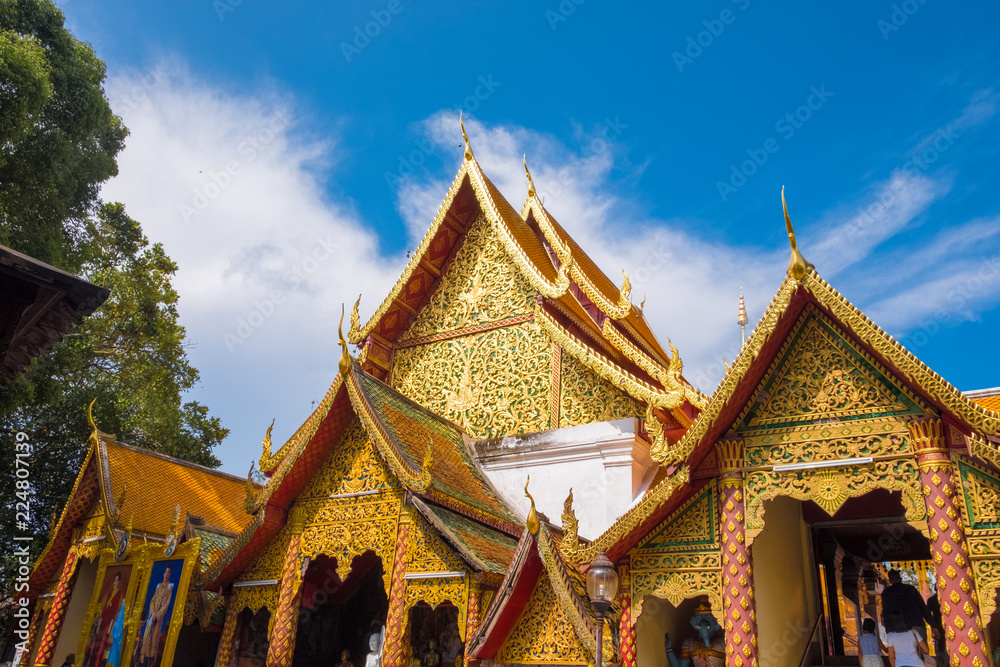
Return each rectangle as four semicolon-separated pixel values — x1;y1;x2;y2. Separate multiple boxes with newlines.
353;368;519;527
968;389;1000;412
412;498;519;574
105;442;252;536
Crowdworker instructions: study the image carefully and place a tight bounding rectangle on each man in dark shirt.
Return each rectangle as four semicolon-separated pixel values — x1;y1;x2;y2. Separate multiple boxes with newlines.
882;569;936;641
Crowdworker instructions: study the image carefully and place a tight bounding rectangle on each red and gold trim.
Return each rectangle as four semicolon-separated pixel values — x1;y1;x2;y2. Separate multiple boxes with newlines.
716;439;758;667
266;512;307;667
617;558;636;667
32;552;78;667
909;419;988;667
382;515;412;667
464;581;482;665
213;594;242;667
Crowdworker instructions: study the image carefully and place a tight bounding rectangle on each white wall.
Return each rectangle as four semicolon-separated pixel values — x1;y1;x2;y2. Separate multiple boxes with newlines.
52;556;98;664
753;497;818;667
475;420;657;539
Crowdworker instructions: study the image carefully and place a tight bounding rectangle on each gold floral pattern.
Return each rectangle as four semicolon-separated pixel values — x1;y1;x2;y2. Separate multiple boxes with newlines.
400;213;536;341
560;353;641;427
392;322;552;437
496;576;589;664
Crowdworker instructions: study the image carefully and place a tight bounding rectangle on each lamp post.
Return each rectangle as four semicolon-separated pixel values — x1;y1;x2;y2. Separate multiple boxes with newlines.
586;550;619;667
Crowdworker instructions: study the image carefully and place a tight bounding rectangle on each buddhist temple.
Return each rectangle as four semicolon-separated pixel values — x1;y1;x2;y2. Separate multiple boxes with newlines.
18;127;1000;667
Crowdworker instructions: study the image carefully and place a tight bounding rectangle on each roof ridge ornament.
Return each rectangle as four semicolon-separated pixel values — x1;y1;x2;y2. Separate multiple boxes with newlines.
338;303;351;376
523;153;536;198
783;186;814;281
460;111;474;161
525;476;539;534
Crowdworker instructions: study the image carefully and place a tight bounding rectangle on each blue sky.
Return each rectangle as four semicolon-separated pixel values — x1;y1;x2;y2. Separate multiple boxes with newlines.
59;0;1000;473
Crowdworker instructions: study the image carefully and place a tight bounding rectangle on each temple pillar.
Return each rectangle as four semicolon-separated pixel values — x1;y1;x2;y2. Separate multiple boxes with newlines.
213;594;242;667
717;438;759;667
266;508;307;667
909;418;989;667
15;600;47;667
382;511;412;667
617;557;636;667
32;551;79;667
464;580;482;666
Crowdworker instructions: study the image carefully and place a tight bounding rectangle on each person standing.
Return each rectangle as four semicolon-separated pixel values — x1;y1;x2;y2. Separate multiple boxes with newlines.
139;566;174;667
859;618;886;667
885;612;928;667
882;569;935;642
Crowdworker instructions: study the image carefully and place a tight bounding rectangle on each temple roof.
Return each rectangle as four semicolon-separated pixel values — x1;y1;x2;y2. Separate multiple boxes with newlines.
103;441;250;536
0;243;109;384
29;433;255;595
967;387;1000;413
346;150;703;445
204;354;522;590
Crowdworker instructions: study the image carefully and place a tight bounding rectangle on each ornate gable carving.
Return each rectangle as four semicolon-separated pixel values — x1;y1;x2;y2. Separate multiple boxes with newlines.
392;321;552;438
399;213;536;342
636;484;718;553
560;352;641;427
737;311;924;433
496;575;589;664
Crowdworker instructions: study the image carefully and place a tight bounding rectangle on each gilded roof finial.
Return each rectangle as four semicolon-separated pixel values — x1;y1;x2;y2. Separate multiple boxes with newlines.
338;304;351;377
783;186;813;281
523;153;536;198
460;111;473;161
737;283;749;346
87;398;99;446
524;476;539;534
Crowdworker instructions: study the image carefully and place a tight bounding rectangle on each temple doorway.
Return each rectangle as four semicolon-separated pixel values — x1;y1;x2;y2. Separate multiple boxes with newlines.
234;608;270;667
292;551;388;667
753;491;939;665
407;603;463;666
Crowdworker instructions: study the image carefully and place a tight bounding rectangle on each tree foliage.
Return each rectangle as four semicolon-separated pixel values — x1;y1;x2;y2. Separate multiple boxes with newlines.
0;0;128;269
0;204;228;602
0;1;228;626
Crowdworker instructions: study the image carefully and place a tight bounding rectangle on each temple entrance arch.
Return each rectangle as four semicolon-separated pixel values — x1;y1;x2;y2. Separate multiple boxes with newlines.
293;552;388;667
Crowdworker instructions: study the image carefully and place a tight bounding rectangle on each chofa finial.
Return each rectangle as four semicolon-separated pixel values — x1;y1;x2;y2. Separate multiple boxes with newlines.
460;111;473;161
524;476;539;534
523;153;536;198
782;186;813;281
338;304;351;377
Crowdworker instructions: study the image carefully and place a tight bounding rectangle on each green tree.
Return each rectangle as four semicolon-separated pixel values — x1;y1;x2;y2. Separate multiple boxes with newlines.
0;0;128;269
0;204;227;606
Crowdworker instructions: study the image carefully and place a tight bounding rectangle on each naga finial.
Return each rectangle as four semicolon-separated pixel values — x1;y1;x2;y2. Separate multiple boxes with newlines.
261;419;275;460
349;294;361;335
524;476;539;534
460;111;473;161
523;153;536;198
87;398;99;446
619;269;632;310
338;304;351;377
783;186;813;281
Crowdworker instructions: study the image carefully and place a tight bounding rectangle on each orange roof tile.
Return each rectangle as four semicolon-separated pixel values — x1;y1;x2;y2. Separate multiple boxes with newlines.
969;391;1000;412
105;442;253;536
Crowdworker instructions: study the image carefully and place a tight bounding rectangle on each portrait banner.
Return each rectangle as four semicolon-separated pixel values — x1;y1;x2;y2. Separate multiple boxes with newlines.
130;558;184;667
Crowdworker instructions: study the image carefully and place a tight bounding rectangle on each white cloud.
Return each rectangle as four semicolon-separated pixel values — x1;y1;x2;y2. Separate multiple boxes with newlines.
102;61;402;472
101;67;1000;472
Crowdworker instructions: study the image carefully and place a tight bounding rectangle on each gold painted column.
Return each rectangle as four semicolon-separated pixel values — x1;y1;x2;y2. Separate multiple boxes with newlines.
266;509;307;667
213;594;242;667
717;438;759;667
382;511;412;667
617;557;636;667
909;418;989;667
463;580;482;666
32;551;79;667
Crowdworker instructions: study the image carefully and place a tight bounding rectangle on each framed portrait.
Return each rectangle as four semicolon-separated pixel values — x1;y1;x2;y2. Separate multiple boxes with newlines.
130;558;183;667
81;563;135;667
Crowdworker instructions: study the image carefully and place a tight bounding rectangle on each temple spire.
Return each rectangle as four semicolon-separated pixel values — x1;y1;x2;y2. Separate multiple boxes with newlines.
782;186;813;280
460;111;474;161
737;284;748;346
